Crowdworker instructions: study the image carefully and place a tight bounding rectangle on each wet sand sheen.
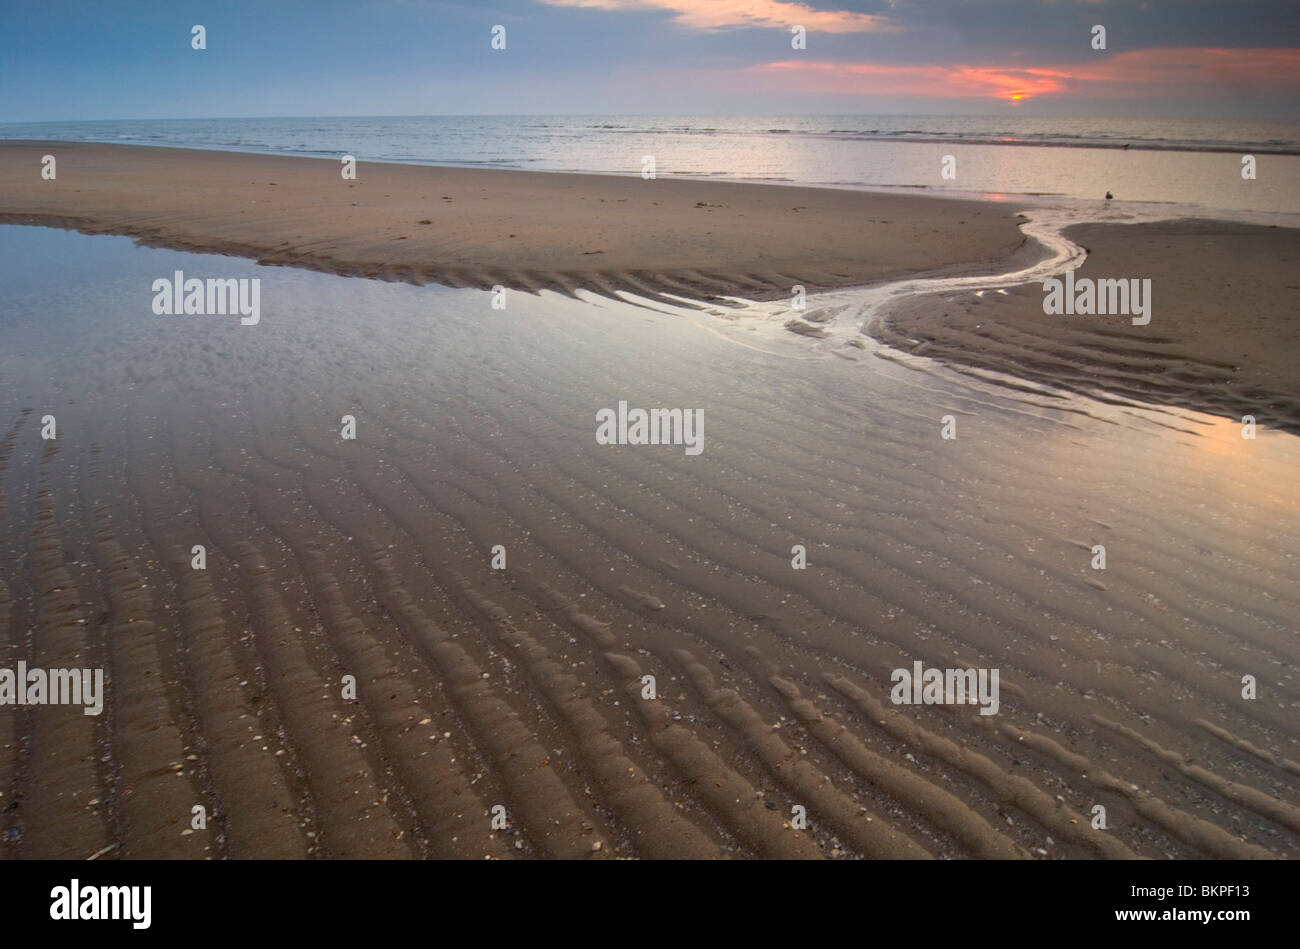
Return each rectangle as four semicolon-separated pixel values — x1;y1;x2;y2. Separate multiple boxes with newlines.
0;229;1297;859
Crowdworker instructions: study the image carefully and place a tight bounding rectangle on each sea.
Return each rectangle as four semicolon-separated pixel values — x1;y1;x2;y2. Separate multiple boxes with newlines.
3;114;1300;217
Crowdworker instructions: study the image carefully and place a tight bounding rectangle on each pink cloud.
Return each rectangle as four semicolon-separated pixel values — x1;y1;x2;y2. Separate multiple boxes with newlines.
752;48;1300;100
537;0;890;33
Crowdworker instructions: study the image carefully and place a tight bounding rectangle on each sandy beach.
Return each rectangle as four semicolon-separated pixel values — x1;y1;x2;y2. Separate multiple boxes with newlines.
4;142;1297;438
6;139;1297;431
6;2;1300;934
0;140;1038;300
1;139;1298;863
2;214;1298;861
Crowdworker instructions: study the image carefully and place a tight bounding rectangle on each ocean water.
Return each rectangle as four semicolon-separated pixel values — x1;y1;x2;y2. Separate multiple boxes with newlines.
4;114;1300;216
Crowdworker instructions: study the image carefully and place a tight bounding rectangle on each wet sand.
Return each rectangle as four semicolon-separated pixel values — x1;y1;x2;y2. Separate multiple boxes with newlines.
6;140;1296;439
1;227;1297;860
873;219;1300;434
0;140;1037;301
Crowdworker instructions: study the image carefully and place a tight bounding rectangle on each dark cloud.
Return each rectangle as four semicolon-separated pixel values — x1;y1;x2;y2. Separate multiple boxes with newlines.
843;0;1300;63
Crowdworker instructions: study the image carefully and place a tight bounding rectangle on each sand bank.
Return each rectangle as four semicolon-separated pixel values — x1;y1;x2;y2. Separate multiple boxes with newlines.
0;140;1037;300
873;219;1300;434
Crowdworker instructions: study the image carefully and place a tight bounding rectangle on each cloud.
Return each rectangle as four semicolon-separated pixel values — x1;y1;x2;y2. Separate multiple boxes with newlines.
536;0;891;33
751;48;1300;100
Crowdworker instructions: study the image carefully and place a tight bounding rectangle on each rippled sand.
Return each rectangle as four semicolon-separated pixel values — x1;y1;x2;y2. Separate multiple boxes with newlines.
1;227;1297;859
873;219;1300;435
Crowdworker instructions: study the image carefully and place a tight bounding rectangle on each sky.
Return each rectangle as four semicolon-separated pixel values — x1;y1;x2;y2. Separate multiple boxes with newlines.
1;0;1298;121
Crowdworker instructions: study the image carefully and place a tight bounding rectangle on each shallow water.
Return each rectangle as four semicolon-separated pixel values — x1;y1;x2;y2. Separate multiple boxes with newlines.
1;225;1297;859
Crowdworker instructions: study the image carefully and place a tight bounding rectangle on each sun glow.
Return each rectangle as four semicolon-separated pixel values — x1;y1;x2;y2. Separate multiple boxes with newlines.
751;48;1300;102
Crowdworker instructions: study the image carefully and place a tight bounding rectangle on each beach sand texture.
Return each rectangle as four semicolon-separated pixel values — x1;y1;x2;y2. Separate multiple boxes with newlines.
0;141;1036;300
1;137;1298;860
873;219;1300;435
4;141;1295;433
1;221;1297;860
